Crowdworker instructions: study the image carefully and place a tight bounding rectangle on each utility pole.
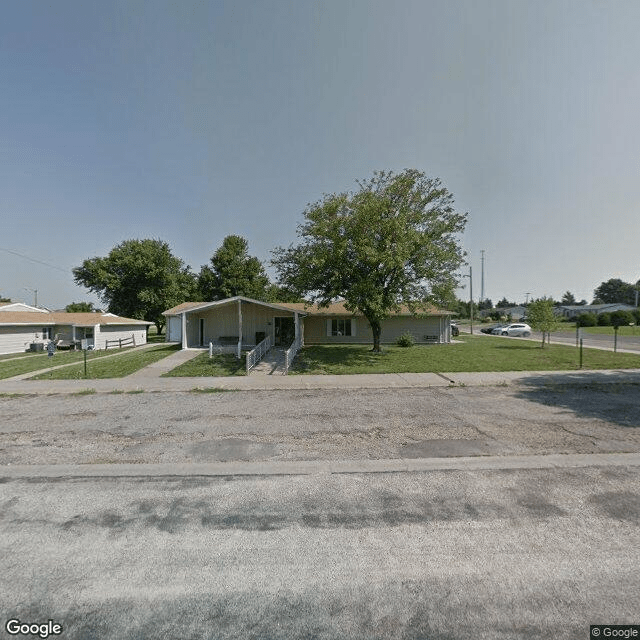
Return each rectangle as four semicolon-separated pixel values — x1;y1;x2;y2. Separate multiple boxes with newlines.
480;250;485;304
23;288;38;307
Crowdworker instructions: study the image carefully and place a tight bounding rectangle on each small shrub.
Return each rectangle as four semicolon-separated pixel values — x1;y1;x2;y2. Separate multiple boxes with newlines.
576;313;597;327
396;332;415;347
611;310;634;328
597;312;612;326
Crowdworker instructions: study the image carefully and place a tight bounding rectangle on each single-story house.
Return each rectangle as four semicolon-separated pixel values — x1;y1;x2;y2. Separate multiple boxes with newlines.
554;303;637;319
162;296;454;352
0;303;152;355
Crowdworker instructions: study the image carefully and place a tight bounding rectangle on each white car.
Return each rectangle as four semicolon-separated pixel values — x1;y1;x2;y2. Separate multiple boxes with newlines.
495;323;532;337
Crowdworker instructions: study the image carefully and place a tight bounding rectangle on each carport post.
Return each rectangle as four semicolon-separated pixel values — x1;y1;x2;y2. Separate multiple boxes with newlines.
181;313;187;349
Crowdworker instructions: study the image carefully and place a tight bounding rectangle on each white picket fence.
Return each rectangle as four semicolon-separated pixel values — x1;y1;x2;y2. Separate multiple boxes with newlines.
283;335;302;375
245;334;272;374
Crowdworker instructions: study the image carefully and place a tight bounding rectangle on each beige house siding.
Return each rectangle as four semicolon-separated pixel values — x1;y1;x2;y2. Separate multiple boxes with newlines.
0;325;45;354
186;301;296;347
304;315;447;344
96;325;147;350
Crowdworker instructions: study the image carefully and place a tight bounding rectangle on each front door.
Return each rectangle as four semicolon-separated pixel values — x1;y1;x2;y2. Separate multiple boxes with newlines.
274;316;295;347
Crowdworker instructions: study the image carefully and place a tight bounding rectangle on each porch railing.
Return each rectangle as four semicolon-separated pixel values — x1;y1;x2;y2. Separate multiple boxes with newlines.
283;335;302;375
245;334;272;374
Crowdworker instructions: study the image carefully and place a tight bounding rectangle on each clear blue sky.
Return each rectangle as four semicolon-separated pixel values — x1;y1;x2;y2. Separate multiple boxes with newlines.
2;0;639;310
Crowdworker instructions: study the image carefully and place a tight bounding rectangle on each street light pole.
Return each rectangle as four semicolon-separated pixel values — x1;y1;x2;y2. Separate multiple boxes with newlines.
469;266;473;335
461;267;474;335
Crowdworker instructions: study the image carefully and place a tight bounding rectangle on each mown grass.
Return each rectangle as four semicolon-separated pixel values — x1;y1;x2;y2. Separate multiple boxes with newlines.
554;324;640;336
0;350;43;361
0;348;122;379
290;334;640;375
30;344;180;379
162;352;246;377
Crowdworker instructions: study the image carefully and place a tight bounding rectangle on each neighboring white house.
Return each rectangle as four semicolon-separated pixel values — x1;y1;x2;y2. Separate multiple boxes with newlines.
0;304;152;355
162;297;454;350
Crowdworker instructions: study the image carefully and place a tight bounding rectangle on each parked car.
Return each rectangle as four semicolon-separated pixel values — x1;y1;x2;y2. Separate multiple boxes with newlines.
496;323;532;337
482;324;504;334
450;322;459;337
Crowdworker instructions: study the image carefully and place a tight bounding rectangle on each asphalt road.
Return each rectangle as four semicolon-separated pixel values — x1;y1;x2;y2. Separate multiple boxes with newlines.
2;385;639;639
2;466;639;639
2;384;640;465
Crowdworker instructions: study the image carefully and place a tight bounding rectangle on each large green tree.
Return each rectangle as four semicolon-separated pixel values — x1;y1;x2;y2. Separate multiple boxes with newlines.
593;278;636;305
198;235;271;301
272;169;467;351
526;297;560;348
73;239;197;334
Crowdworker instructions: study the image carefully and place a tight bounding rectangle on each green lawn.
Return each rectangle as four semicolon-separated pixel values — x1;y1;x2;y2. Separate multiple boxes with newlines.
290;335;640;375
554;324;640;336
162;352;246;377
0;350;44;362
0;348;121;379
30;344;180;379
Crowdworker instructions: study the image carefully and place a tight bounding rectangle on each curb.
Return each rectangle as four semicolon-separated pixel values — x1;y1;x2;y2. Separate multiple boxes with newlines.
3;452;639;478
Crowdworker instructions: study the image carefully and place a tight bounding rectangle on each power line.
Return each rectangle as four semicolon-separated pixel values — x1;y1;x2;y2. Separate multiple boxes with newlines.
0;247;70;274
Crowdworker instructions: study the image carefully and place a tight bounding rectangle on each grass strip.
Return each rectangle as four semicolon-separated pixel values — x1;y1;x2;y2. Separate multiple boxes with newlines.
162;352;246;377
30;344;180;379
0;348;127;379
290;335;640;375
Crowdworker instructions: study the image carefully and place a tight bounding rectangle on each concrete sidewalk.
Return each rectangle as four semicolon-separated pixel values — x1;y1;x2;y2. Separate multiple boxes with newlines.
1;366;640;395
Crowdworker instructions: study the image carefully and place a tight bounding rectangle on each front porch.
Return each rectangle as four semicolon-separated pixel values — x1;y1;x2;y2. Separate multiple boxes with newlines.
180;297;305;358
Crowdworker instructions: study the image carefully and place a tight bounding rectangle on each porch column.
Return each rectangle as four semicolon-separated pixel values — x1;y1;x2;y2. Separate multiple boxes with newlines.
181;313;187;349
294;312;299;342
237;299;243;359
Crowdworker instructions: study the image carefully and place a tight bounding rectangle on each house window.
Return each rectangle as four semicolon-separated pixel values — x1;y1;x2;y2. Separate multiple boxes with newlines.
42;328;52;340
331;319;352;336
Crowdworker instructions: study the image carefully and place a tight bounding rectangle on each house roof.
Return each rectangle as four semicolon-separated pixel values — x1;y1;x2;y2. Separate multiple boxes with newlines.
279;301;451;316
558;303;636;312
0;311;152;327
163;296;310;316
0;302;48;313
163;297;451;317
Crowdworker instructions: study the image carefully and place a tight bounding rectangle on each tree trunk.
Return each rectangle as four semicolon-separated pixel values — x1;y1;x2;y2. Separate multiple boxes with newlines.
540;331;546;348
371;322;382;352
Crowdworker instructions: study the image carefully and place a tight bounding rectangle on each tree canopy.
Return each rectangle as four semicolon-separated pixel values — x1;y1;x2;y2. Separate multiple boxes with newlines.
560;291;576;305
272;169;467;351
198;235;271;301
593;278;636;305
526;297;560;348
65;301;96;313
73;239;197;333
